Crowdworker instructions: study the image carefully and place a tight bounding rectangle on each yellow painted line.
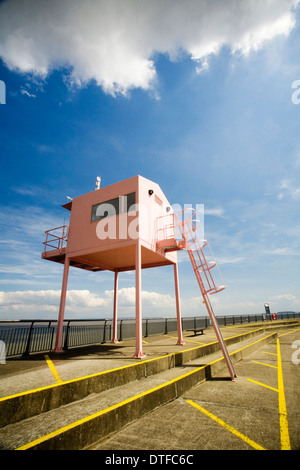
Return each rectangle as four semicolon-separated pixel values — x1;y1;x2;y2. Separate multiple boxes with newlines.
15;333;276;450
186;400;266;450
142;340;148;344
183;339;207;345
277;338;291;450
251;360;277;369
278;327;300;338
165;334;202;344
247;379;278;392
263;351;277;356
44;355;63;384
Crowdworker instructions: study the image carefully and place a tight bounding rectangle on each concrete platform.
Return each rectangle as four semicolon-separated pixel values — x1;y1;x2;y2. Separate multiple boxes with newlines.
0;320;299;451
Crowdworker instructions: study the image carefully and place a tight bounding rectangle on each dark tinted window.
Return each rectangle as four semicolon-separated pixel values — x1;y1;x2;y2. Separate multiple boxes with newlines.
125;192;136;212
91;197;120;221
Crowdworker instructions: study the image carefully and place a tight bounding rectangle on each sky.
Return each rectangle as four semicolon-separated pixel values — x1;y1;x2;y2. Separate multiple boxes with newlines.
0;0;300;320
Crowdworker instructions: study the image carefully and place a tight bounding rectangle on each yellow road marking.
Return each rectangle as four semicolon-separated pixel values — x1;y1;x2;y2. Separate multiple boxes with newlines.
165;334;204;344
277;338;291;450
44;355;63;384
247;379;278;392
251;360;277;369
278;327;300;338
186;400;266;450
263;351;277;356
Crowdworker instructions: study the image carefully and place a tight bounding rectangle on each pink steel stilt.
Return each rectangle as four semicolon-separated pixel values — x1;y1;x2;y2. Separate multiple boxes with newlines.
54;256;70;352
133;241;145;358
111;270;119;343
174;263;184;345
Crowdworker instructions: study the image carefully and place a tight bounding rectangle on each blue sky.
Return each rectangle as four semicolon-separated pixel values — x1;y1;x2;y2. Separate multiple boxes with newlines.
0;0;300;319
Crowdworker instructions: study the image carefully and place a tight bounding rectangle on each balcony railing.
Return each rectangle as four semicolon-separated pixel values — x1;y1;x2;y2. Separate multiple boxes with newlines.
43;225;68;254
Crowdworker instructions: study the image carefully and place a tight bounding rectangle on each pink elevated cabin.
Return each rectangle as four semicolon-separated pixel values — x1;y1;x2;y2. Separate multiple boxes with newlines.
42;175;184;358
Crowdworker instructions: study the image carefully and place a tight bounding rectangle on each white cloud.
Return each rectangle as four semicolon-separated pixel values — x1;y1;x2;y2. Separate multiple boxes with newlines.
271;293;300;311
20;88;36;98
105;287;174;307
0;0;298;95
277;178;300;200
0;289;110;319
0;287;175;319
205;206;226;218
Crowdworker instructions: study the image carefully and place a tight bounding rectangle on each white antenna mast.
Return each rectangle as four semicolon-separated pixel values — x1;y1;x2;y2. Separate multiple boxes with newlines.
95;176;101;190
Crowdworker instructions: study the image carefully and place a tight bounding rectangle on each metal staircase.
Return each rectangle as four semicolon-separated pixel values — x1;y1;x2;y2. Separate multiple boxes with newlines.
156;209;237;381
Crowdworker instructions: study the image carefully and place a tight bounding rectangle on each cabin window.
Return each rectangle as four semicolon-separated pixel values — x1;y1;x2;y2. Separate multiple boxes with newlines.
91;197;120;222
124;192;136;213
91;192;136;221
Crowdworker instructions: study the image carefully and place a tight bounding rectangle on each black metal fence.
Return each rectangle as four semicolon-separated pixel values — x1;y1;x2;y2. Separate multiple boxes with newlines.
0;312;299;358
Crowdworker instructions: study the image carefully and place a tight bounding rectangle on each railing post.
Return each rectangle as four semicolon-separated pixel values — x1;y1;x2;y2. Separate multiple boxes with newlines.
63;320;71;350
145;319;149;337
119;320;123;341
23;321;34;357
102;320;107;344
44;231;48;254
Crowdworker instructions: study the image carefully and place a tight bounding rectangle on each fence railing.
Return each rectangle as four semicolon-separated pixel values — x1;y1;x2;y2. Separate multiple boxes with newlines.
0;312;299;358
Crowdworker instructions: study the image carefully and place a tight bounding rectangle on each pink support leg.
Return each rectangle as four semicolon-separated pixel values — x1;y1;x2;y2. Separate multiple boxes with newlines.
53;256;70;352
133;241;145;358
174;263;184;345
111;270;119;343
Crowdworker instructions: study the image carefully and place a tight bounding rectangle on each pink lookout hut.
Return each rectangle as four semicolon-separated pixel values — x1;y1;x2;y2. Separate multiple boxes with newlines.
42;175;236;379
42;175;184;359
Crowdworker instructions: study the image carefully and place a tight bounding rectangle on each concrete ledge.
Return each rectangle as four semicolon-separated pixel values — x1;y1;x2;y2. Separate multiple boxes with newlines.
15;332;277;450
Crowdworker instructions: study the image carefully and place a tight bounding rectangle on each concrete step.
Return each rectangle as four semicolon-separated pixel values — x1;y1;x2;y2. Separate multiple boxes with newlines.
0;329;276;450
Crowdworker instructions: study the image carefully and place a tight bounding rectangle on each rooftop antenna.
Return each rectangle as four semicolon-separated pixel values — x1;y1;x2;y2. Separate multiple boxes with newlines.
95;176;101;190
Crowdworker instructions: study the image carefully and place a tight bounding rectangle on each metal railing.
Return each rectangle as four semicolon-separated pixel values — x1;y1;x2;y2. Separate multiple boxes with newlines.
0;312;299;358
43;225;68;254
